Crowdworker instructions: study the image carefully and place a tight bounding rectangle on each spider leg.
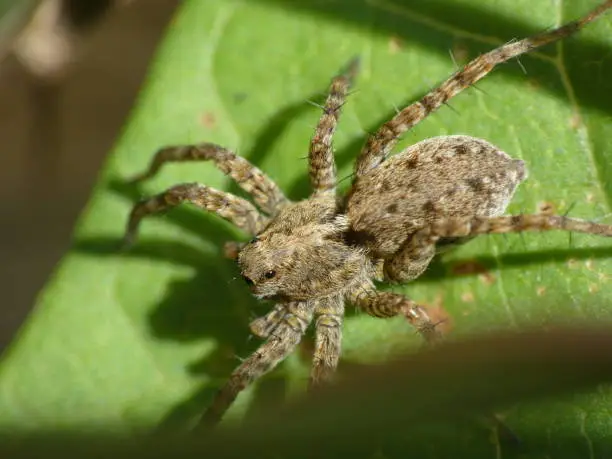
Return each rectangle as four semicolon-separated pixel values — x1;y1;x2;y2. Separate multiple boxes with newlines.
309;297;345;390
353;1;612;177
385;214;612;281
198;301;313;429
425;214;612;241
128;143;288;215
384;235;437;283
349;287;442;344
249;304;286;338
122;183;269;248
309;57;360;195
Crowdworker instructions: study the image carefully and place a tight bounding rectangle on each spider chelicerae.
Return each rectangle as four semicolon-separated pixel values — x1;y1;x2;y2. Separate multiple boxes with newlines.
123;1;612;428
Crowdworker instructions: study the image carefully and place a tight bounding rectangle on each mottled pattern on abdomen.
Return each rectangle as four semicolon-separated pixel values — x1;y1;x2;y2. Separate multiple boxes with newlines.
345;135;527;258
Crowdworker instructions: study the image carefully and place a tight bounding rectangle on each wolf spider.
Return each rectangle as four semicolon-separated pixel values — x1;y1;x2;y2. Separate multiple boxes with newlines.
123;1;612;428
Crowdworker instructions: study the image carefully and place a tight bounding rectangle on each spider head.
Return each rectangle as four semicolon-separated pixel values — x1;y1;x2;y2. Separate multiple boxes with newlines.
237;201;369;301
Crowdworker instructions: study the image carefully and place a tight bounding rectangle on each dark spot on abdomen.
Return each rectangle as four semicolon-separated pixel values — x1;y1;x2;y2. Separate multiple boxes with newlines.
386;203;398;213
379;180;391;193
465;177;485;192
422;200;436;212
406;156;419;169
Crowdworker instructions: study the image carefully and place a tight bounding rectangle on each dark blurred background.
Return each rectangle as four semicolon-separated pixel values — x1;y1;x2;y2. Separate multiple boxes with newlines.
0;0;180;351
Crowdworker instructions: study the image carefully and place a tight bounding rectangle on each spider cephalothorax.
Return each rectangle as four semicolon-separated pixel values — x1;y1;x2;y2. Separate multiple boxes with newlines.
123;1;612;428
237;197;372;301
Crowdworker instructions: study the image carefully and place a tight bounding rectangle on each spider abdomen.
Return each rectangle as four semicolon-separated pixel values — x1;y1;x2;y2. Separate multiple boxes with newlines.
345;135;527;258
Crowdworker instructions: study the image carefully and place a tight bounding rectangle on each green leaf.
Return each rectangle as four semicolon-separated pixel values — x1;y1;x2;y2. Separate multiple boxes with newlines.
1;0;611;456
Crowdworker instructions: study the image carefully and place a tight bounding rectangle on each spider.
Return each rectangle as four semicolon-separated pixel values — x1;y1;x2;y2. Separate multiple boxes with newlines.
123;1;612;428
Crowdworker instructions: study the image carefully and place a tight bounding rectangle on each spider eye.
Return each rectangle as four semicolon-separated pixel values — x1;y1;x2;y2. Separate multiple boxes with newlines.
264;270;276;279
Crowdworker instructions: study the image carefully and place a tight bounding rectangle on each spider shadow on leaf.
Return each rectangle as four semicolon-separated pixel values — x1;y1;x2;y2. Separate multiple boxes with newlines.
226;89;325;201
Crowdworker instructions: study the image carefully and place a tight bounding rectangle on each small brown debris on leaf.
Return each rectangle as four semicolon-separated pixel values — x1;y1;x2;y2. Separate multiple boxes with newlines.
200;111;217;129
451;260;495;285
461;291;475;303
567;258;579;269
537;200;555;216
388;35;404;54
479;271;496;286
452;260;487;276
